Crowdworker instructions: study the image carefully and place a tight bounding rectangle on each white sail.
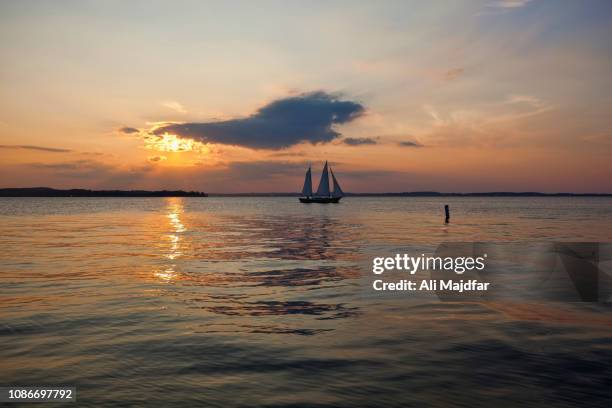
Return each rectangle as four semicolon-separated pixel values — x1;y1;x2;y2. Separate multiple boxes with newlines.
301;167;312;197
331;168;343;197
315;161;330;197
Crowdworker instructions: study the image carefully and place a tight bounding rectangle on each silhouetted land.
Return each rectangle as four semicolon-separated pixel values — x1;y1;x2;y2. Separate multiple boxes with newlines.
1;188;610;197
0;188;207;197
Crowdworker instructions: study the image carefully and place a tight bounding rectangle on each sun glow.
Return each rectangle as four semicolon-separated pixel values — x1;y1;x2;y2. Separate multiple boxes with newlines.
146;133;197;153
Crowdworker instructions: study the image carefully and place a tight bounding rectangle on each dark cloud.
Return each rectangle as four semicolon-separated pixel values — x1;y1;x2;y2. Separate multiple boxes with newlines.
342;137;377;146
0;144;72;153
119;126;140;134
444;68;464;81
152;91;365;150
398;140;424;148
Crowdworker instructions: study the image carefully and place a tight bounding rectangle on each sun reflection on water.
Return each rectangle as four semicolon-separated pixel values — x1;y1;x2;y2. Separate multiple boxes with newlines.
154;198;186;282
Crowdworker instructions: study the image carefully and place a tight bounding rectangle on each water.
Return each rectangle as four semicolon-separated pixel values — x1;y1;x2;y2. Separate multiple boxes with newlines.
1;197;611;407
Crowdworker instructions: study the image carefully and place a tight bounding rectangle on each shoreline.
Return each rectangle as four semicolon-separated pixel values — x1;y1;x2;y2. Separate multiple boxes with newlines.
1;188;610;198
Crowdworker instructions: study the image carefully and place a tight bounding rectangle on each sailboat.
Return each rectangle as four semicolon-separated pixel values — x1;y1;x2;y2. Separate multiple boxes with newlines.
299;161;343;203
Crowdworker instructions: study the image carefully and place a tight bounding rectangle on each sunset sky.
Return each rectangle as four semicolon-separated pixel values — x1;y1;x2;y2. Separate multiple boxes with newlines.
1;0;611;193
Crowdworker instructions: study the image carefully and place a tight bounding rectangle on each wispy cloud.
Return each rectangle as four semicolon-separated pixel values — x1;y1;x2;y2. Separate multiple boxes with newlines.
28;159;109;171
444;68;464;81
477;0;533;16
269;151;307;157
423;104;442;124
224;160;307;180
397;140;424;148
342;137;377;146
161;100;187;114
506;94;546;108
151;91;365;150
23;159;152;186
488;0;532;8
118;126;140;134
498;94;554;120
148;155;167;163
0;144;72;153
25;160;121;181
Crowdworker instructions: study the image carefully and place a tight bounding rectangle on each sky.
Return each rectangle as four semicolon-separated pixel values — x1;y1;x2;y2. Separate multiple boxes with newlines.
0;0;611;193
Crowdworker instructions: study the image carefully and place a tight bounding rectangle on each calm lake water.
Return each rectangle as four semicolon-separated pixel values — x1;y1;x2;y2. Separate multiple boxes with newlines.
1;197;612;407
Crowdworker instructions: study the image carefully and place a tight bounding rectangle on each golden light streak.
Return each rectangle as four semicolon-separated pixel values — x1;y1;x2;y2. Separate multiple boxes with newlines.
154;198;187;283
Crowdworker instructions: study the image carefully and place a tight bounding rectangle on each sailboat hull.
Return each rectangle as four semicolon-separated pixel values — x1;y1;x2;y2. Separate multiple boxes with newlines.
299;196;341;204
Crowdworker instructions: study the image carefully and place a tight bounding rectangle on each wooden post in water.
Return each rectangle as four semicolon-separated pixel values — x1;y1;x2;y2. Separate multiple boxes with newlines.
444;204;450;223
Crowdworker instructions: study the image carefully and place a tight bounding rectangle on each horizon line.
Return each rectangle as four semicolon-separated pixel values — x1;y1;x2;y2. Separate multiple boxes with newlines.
1;187;611;197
